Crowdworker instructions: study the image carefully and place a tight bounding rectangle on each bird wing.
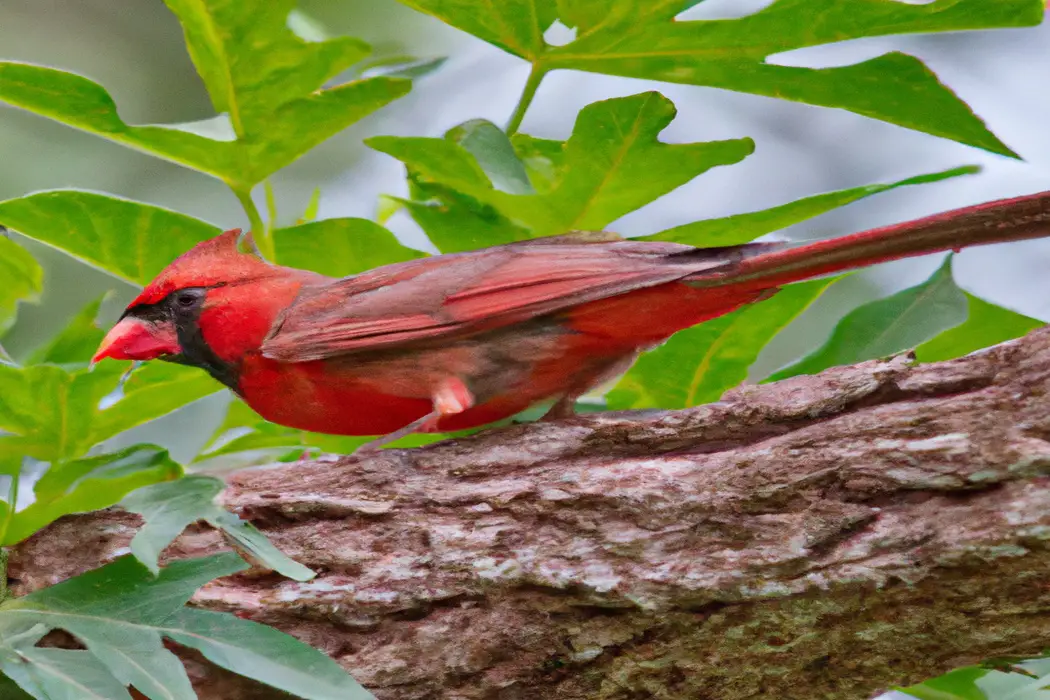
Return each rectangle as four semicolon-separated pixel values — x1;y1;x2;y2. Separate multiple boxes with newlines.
260;236;756;363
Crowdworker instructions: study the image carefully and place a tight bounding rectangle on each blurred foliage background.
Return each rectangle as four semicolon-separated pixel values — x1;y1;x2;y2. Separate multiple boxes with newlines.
1;0;1049;466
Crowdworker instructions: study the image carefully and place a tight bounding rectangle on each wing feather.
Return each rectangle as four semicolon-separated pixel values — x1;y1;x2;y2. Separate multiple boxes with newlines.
261;239;747;362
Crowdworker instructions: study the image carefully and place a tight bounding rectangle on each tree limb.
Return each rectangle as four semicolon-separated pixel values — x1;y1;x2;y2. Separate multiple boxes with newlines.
11;328;1050;699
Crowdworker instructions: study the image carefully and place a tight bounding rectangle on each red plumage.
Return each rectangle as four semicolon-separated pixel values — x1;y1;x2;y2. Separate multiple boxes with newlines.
95;190;1050;452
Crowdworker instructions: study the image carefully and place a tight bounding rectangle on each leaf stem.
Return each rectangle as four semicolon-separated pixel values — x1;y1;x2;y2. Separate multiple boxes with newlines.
232;186;274;260
506;64;547;135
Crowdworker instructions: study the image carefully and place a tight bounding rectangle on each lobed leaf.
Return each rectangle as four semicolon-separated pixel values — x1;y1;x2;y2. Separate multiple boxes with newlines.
767;255;967;381
122;475;314;581
555;0;606;32
0;555;236;700
161;0;410;185
544;0;1039;156
394;185;533;253
371;92;755;245
397;0;557;60
1;0;410;186
0;358;217;466
405;0;1042;155
0;554;372;699
608;277;835;409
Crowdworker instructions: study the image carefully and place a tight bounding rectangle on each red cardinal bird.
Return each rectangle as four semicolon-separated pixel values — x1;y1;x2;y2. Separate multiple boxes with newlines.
94;191;1050;452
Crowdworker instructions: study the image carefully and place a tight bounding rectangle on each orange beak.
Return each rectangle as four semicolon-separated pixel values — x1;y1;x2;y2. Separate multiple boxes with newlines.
92;317;181;364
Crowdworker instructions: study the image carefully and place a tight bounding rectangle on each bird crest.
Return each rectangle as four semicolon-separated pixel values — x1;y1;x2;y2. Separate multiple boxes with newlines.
127;228;273;308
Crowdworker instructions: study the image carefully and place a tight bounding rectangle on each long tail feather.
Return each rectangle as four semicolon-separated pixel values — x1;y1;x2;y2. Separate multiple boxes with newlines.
687;190;1050;288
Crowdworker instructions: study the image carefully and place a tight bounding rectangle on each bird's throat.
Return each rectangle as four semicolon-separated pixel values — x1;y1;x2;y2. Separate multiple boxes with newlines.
171;313;241;391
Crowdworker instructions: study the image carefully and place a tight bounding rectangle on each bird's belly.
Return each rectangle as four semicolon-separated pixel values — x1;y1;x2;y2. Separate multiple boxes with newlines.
235;336;577;435
237;356;435;435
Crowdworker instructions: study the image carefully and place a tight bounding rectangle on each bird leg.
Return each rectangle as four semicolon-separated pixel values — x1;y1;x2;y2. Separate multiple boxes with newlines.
540;393;580;421
352;377;474;456
540;352;639;423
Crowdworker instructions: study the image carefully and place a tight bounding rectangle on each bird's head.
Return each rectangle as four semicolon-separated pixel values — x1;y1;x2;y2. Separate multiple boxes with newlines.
92;229;307;387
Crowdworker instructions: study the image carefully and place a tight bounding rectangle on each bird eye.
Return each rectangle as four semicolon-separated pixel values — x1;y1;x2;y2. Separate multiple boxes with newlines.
175;291;199;308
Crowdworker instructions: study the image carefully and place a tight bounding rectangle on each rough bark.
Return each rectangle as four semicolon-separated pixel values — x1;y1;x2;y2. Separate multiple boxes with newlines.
11;327;1050;700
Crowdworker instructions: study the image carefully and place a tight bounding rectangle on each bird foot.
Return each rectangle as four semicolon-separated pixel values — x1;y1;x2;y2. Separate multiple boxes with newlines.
351;376;475;456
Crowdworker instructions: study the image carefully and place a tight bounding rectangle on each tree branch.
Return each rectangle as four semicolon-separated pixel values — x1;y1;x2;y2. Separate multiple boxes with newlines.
12;328;1050;699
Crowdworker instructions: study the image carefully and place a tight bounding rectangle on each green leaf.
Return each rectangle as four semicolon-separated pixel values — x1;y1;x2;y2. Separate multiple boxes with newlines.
0;359;217;462
91;363;221;447
2;554;372;699
397;0;557;59
511;133;565;194
0;647;135;700
27;296;107;367
0;191;221;286
540;0;1039;156
643;165;981;246
164;607;374;699
0;61;241;180
162;0;409;184
446;119;535;195
394;187;533;253
975;667;1050;700
3;445;182;547
916;293;1043;363
608;277;835;409
402;0;1038;154
8;553;243;621
0;364;123;462
1;0;410;185
0;671;33;699
0;555;235;700
768;256;967;381
371;92;755;242
375;194;402;225
122;475;315;581
0;235;42;335
555;0;606;32
897;666;992;700
273;218;427;277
